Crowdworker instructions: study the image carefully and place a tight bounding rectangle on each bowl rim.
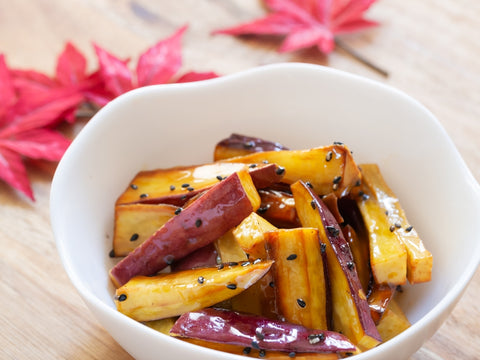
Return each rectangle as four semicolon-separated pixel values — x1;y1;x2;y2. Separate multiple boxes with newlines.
51;62;480;359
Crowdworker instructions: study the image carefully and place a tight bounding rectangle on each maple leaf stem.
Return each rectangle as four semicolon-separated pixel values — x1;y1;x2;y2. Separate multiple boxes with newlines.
334;38;389;77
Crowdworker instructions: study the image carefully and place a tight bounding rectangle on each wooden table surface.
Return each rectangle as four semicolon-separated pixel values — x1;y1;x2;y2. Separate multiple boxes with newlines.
1;1;479;359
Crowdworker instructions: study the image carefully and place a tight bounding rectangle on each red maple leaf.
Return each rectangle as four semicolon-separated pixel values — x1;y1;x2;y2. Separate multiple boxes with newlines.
93;25;220;101
0;55;71;200
213;0;379;54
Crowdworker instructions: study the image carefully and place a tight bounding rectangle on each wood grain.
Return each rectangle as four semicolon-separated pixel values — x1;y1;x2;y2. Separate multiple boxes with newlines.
0;0;479;359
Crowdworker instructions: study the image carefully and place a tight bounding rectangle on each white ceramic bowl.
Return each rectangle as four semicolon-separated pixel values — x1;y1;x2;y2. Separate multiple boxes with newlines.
51;63;480;360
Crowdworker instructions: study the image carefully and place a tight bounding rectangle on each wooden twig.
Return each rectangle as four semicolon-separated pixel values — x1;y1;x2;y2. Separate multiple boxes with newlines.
335;38;389;77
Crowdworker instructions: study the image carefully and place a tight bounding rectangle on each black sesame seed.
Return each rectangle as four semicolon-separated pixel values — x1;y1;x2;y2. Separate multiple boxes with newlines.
276;166;285;175
306;181;313;189
347;261;355;270
362;193;369;201
197;276;205;284
289;352;296;358
355;180;361;187
262;160;269;164
256;330;265;340
195;219;202;227
358;190;365;197
310;200;316;210
244;141;255;149
227;262;239;267
109;249;115;258
187;187;195;191
287;254;297;261
333;141;344;145
251;340;260;350
227;283;237;290
395;221;402;228
249;163;257;168
140;193;148;198
130;184;138;190
181;183;190;188
405;225;413;232
385;210;389;216
320;243;327;253
259;349;266;358
333;176;342;184
326;225;340;237
169;185;175;191
243;347;251;355
216;175;223;181
217;263;225;270
389;225;396;232
269;281;275;288
241;261;251;267
297;298;306;308
174;208;182;215
181;195;187;200
345;352;354;357
257;205;270;214
130;233;139;242
325;151;333;162
117;294;127;302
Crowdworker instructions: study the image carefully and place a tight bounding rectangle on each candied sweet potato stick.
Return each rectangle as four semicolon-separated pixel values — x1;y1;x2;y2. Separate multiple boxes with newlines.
116;162;283;205
170;307;355;353
359;164;433;284
231;212;277;317
265;228;329;330
291;181;381;351
110;169;261;287
356;189;407;286
214;133;289;161
115;261;272;321
224;145;361;197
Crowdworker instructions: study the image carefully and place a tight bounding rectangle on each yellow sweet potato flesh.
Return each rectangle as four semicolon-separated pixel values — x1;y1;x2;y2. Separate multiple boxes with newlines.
357;194;407;286
113;204;177;256
230;212;277;317
265;228;328;330
233;212;277;259
115;261;272;322
376;299;411;341
360;164;432;284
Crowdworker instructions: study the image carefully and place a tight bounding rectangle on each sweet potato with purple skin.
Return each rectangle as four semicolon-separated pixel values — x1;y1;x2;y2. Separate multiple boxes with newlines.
110;170;261;287
170;243;218;272
115;261;273;321
291;181;381;351
214;133;289;161
182;338;340;359
170;307;356;354
116;162;283;206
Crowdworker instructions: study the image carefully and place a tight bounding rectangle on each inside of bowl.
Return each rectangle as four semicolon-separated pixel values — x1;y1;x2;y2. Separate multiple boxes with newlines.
53;64;480;342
